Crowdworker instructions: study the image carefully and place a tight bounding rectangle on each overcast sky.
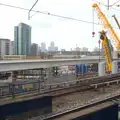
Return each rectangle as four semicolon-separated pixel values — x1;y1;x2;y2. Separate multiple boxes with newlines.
0;0;120;51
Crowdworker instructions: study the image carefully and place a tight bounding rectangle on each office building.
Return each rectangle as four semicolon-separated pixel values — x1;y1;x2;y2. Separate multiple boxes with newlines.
14;26;19;55
0;39;11;56
14;23;31;55
30;43;38;56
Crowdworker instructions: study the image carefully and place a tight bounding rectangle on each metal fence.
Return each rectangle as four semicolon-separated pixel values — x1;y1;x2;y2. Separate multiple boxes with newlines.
0;80;45;98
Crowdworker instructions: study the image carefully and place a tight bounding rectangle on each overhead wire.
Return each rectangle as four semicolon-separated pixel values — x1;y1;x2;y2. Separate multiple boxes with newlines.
0;2;119;29
0;2;99;25
92;0;120;7
109;0;120;7
93;0;120;11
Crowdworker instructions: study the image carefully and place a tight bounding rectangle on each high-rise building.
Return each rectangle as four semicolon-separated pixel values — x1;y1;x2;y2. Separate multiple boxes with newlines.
0;39;11;56
14;23;31;55
30;43;38;56
48;41;58;52
14;26;19;55
40;42;47;52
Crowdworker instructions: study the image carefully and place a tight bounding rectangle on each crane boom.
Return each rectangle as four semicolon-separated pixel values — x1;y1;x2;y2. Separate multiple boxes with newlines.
99;30;112;72
112;15;120;29
92;3;120;50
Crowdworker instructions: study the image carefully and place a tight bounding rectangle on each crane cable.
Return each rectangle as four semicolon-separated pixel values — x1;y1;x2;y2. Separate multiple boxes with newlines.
92;8;95;34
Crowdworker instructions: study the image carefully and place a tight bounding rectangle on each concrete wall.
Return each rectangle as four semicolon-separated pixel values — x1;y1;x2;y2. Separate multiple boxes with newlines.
72;104;118;120
0;96;52;119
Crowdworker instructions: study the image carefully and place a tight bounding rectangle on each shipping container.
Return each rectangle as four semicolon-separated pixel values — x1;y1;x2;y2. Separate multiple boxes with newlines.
79;64;83;73
76;64;80;73
83;64;88;73
76;64;88;74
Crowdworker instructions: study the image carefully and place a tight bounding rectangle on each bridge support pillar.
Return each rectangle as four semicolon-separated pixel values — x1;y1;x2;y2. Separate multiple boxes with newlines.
107;82;109;86
47;67;53;84
117;80;119;84
98;62;105;76
112;61;118;74
11;71;18;83
95;84;97;89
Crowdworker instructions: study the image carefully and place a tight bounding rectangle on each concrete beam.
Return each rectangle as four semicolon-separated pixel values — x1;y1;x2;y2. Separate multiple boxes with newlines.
0;58;105;72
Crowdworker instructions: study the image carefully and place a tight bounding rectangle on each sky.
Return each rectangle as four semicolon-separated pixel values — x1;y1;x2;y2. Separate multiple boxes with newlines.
0;0;120;51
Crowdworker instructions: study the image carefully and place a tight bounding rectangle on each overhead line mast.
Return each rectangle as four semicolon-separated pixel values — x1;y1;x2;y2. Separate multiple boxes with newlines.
28;0;39;20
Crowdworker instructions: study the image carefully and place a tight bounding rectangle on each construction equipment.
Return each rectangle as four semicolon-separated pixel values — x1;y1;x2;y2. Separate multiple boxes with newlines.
92;3;120;50
112;15;120;29
99;30;112;72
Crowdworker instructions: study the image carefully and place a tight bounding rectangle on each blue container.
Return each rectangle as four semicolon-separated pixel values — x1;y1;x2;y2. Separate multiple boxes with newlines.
75;64;79;73
79;64;83;73
83;64;88;73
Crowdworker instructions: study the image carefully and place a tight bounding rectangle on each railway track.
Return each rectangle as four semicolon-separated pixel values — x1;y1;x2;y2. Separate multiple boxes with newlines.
32;87;120;120
1;74;120;104
42;74;120;97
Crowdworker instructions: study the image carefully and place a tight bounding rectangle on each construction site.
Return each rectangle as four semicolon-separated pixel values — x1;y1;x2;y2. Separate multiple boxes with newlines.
1;0;120;120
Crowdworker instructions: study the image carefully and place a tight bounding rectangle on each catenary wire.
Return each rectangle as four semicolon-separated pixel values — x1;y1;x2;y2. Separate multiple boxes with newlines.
0;2;119;30
109;0;120;7
0;3;99;25
92;0;120;7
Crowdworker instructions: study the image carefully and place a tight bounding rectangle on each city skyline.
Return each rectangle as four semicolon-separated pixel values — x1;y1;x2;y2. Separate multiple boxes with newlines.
0;35;101;57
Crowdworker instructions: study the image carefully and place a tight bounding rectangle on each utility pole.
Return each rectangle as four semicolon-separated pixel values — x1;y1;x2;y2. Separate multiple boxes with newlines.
76;44;77;58
107;0;109;10
28;0;39;20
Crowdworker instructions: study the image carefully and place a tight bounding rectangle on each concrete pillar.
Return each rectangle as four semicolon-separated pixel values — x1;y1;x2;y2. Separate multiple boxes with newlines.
112;61;118;74
12;71;17;83
95;84;97;89
117;80;119;84
98;62;105;76
112;51;118;59
48;68;52;84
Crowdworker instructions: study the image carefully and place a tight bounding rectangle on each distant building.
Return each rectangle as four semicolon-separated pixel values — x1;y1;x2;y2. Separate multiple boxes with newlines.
48;41;58;52
10;41;14;55
81;47;88;52
14;23;31;55
14;26;19;55
93;47;99;52
74;47;81;51
0;39;11;56
40;42;47;52
61;49;66;51
30;43;38;56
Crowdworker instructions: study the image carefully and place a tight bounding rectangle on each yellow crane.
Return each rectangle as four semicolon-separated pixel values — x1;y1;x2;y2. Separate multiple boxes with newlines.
112;14;120;29
92;3;120;50
99;30;112;72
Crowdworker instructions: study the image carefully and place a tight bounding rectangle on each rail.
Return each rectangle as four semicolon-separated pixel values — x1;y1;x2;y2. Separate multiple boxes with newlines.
34;89;120;120
0;73;120;99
